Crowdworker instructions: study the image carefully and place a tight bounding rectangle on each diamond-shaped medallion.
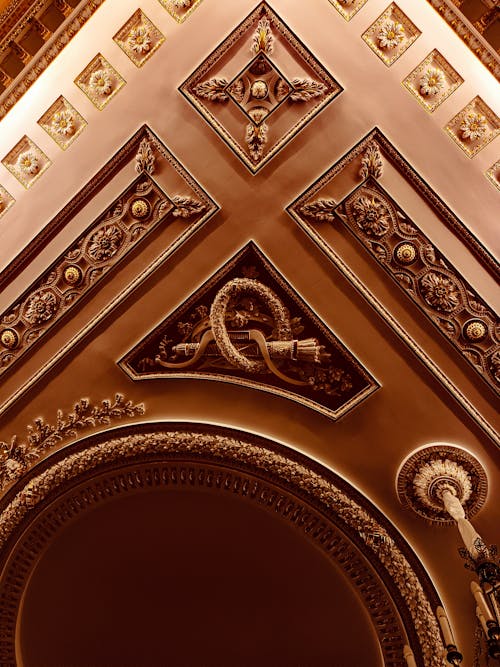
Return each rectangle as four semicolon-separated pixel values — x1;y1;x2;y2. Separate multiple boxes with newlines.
158;0;203;23
114;9;165;68
75;54;125;110
226;53;292;125
328;0;369;22
180;2;342;173
485;159;500;191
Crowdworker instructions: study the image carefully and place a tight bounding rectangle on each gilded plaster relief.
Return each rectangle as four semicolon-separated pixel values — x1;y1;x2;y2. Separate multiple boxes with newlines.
179;2;342;172
37;95;87;150
113;9;165;68
445;96;500;158
75;53;125;110
287;129;500;444
403;49;463;114
0;394;145;493
485;159;500;191
294;167;499;394
327;0;369;22
157;0;204;24
120;243;378;421
0;184;15;219
0;132;217;383
362;3;421;67
1;135;51;188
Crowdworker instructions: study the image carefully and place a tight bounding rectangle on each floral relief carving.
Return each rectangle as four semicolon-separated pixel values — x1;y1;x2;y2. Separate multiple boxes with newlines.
0;173;209;380
378;20;405;50
38;96;87;150
120;243;378;421
181;2;342;172
320;179;499;392
0;184;14;219
2;135;51;188
75;54;125;110
51;109;75;135
135;137;156;174
0;428;445;667
328;0;369;21
114;10;165;68
362;3;420;67
86;224;124;261
445;96;500;158
0;394;145;492
23;290;59;324
419;67;445;96
158;0;202;24
359;141;384;179
403;50;463;113
419;272;461;313
351;194;391;237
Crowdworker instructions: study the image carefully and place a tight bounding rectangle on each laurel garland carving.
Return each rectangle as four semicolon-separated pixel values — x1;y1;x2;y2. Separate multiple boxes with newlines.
0;174;207;378
0;429;445;666
0;395;145;492
302;179;499;393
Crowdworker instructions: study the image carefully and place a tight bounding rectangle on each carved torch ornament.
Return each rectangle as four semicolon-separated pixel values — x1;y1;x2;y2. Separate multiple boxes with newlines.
155;278;332;388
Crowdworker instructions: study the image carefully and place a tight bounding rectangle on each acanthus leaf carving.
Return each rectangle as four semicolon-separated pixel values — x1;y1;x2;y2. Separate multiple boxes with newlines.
251;16;274;54
289;78;327;102
135;137;156;174
171;195;207;219
245;122;268;162
192;78;229;101
300;199;337;222
359;141;384;180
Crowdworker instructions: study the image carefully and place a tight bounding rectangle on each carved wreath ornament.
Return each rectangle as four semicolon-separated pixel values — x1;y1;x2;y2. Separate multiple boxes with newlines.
153;277;348;394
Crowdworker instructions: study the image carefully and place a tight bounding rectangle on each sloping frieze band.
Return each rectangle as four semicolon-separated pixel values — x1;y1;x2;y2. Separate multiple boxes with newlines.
0;0;106;121
331;178;499;395
287;206;499;448
0;175;176;377
0;424;446;666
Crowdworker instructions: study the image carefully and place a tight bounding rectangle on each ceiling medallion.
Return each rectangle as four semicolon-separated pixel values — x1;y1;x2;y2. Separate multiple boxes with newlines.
362;3;421;67
120;243;378;420
328;0;369;22
403;49;463;114
180;2;342;173
394;242;417;265
130;198;151;219
114;9;165;68
397;444;488;525
445;96;500;158
0;328;18;350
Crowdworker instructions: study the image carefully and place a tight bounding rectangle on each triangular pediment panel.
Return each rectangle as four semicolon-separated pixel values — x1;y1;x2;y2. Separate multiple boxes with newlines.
120;243;378;420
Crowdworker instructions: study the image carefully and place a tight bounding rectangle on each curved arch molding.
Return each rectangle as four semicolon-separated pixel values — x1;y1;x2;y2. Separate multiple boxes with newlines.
0;423;444;666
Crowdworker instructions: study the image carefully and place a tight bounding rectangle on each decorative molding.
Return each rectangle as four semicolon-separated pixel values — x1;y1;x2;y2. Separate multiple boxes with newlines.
445;96;500;158
0;394;145;493
425;0;500;82
362;3;421;67
287;129;500;446
327;0;369;22
0;425;445;667
403;49;463;114
485;159;500;191
397;444;488;524
326;178;500;394
179;2;342;173
120;243;378;421
157;0;204;24
113;9;165;68
0;0;106;121
0;175;179;377
37;94;87;150
0;184;15;219
1;134;51;188
75;53;125;110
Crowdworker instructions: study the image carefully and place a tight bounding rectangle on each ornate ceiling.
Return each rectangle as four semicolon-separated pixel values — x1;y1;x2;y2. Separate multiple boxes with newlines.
0;0;498;665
